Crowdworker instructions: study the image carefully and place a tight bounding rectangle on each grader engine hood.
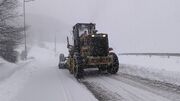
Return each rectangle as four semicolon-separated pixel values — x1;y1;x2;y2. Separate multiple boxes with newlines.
90;34;109;56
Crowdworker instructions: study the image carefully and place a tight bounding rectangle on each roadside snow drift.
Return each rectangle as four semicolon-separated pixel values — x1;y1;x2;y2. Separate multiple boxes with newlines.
0;58;17;81
119;55;180;85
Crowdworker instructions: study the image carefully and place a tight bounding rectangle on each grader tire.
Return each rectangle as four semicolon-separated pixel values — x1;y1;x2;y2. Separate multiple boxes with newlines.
73;55;83;79
108;52;119;74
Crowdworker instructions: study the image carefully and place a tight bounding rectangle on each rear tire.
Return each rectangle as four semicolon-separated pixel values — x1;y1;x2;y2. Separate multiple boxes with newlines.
73;54;83;78
69;59;74;74
74;65;83;78
58;64;66;69
58;64;62;69
108;52;119;74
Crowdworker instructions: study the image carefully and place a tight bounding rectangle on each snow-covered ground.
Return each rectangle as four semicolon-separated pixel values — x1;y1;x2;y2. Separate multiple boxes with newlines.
119;55;180;85
0;58;33;101
1;43;180;101
82;73;180;101
0;58;16;81
0;43;97;101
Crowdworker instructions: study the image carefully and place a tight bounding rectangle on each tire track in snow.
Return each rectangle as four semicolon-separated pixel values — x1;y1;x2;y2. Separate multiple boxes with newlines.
99;77;145;101
82;81;123;101
57;69;98;101
81;70;173;101
58;70;75;101
108;73;180;101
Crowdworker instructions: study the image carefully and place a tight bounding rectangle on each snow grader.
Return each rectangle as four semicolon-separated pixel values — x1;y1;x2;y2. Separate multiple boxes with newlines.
59;23;119;78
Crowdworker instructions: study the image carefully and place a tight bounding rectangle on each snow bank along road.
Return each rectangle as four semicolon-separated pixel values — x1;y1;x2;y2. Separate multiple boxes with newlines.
0;45;180;101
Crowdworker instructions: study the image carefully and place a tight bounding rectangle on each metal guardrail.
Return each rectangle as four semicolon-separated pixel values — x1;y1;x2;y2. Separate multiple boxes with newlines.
118;53;180;57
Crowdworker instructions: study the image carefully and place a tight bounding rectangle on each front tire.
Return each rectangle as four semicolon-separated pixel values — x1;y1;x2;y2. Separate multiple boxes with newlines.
58;53;66;69
58;64;62;69
108;52;119;74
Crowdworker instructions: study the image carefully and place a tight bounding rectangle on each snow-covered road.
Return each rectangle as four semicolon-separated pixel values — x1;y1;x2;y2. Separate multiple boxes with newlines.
82;70;180;101
1;44;180;101
11;46;97;101
13;62;97;101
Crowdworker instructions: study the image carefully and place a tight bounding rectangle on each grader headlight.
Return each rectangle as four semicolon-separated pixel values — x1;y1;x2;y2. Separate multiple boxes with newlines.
102;35;106;37
91;35;95;37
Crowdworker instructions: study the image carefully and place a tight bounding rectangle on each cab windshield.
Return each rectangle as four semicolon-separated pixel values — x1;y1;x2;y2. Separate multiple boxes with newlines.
79;28;88;36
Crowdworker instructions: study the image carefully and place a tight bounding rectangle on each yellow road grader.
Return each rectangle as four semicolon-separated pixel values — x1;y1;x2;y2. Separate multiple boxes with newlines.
59;23;119;78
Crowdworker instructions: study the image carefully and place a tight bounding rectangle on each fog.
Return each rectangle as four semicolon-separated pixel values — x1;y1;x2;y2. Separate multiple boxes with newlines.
24;0;180;53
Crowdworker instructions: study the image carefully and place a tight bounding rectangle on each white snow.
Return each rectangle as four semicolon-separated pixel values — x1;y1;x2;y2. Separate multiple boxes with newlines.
85;76;172;101
0;58;16;81
119;55;180;85
1;42;180;101
0;58;34;101
0;43;97;101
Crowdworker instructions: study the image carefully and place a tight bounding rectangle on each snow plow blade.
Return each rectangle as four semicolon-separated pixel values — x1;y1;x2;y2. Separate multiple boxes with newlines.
58;53;67;69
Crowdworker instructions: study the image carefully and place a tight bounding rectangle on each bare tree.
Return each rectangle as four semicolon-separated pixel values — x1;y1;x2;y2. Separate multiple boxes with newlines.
0;0;24;63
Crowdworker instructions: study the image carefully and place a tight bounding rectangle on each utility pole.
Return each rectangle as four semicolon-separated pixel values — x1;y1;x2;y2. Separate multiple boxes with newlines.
23;0;27;60
23;0;35;60
54;33;57;55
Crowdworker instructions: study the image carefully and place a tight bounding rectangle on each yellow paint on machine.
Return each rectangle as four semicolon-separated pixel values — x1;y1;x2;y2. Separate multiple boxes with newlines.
87;56;113;65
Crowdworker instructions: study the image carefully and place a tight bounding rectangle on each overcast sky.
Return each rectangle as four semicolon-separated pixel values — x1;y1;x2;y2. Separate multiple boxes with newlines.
24;0;180;53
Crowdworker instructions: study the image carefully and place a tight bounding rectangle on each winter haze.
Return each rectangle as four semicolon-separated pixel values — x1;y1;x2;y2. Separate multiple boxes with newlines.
1;0;180;101
25;0;180;53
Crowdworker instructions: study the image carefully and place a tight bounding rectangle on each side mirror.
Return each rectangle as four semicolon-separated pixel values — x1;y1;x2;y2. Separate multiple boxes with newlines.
67;36;70;48
94;30;98;33
109;48;113;51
